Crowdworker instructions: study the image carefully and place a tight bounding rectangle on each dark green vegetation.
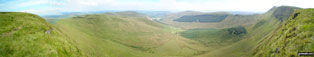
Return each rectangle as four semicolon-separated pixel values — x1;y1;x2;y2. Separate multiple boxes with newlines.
174;14;228;22
252;9;314;57
160;11;261;29
180;26;247;48
1;6;313;57
160;6;299;29
227;26;247;35
0;12;83;57
195;6;302;57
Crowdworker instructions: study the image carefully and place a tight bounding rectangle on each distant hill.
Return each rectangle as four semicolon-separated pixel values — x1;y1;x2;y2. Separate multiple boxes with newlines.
229;11;262;15
104;11;147;17
159;6;300;29
135;11;171;18
161;11;205;21
174;13;229;23
159;11;260;29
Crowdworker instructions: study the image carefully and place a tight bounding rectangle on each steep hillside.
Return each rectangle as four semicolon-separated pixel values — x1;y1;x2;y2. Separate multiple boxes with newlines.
252;9;314;57
217;14;260;28
196;6;300;57
0;12;83;57
55;12;210;57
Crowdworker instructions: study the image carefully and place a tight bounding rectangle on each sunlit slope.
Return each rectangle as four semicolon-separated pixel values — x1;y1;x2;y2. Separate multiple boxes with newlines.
197;6;300;57
0;12;83;57
55;12;209;57
180;26;247;49
252;9;314;57
217;14;260;28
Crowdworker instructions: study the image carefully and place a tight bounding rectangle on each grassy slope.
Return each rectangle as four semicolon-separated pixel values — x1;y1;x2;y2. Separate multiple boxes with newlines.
1;6;306;57
252;9;314;57
180;27;246;49
55;12;210;57
0;12;83;57
196;6;300;57
217;14;260;28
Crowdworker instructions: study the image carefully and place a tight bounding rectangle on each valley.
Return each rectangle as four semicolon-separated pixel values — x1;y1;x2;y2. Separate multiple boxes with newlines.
0;5;313;57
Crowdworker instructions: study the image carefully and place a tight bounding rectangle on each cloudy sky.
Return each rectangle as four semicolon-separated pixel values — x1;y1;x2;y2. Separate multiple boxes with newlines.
0;0;313;15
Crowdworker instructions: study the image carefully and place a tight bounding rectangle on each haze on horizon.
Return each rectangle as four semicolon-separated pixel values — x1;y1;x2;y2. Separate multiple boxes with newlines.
0;0;313;15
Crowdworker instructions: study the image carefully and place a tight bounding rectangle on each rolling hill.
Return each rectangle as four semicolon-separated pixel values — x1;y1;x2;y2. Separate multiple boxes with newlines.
159;6;301;29
54;11;211;57
0;6;312;57
159;11;261;29
174;13;229;23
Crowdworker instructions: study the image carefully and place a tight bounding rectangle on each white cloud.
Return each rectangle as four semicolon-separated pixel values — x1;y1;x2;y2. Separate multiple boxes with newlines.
17;0;48;7
21;7;62;16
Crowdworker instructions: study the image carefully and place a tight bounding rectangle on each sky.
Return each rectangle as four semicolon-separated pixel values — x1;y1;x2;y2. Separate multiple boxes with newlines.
0;0;313;15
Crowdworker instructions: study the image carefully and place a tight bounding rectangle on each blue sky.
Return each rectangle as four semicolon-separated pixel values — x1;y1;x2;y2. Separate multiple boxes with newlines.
1;0;313;15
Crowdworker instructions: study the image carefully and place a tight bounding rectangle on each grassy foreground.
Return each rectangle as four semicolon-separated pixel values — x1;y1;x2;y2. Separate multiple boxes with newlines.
252;8;314;57
0;12;84;57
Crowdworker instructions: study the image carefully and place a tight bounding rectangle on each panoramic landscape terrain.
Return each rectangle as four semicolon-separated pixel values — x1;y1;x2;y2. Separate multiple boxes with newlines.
1;0;314;57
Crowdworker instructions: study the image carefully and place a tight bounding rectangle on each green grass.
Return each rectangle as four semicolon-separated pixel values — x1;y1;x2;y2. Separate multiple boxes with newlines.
252;8;314;57
179;26;247;50
54;13;209;57
196;6;295;57
0;12;84;57
0;12;206;57
0;6;311;57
